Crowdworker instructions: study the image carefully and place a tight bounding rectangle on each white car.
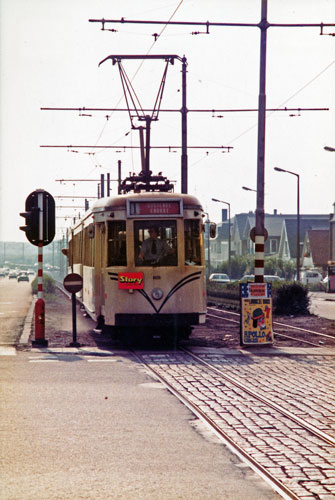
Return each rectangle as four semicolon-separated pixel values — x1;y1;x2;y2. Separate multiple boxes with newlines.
301;270;323;285
209;273;230;283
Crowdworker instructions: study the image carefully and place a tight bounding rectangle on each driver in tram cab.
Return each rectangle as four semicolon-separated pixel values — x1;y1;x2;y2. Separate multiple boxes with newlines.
138;225;174;264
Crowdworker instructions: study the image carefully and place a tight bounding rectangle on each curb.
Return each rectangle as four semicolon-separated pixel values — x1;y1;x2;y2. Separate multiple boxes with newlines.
19;296;36;345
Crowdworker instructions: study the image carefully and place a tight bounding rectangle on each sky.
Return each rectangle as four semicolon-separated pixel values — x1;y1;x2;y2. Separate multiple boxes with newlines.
0;0;334;242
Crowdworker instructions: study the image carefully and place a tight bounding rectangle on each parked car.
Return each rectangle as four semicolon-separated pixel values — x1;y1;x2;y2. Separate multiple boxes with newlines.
239;274;255;282
209;273;230;283
239;274;283;283
264;275;283;282
17;272;29;282
301;270;323;285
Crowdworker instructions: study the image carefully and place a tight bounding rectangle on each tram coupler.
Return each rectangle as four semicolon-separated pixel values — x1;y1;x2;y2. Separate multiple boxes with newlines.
32;298;48;347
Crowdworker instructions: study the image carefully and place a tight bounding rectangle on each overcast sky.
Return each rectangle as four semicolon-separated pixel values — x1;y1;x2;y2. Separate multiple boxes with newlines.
1;0;334;242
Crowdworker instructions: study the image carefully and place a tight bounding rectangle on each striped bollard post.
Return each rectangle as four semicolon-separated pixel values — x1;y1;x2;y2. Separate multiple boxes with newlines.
254;234;264;283
32;243;48;346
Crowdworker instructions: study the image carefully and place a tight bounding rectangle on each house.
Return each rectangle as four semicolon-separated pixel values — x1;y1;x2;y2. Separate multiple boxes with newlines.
242;212;298;257
209;210;332;272
302;229;330;273
278;216;329;261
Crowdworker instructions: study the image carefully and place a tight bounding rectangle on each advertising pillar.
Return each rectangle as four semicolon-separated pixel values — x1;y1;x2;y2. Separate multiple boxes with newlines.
240;282;274;345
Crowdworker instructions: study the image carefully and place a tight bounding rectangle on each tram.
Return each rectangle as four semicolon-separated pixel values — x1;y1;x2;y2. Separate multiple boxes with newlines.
63;172;207;337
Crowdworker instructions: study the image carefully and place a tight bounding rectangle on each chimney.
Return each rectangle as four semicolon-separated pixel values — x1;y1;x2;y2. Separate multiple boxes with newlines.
221;209;227;222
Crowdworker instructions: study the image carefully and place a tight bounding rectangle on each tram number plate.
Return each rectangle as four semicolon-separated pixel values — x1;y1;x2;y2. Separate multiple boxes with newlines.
118;272;144;289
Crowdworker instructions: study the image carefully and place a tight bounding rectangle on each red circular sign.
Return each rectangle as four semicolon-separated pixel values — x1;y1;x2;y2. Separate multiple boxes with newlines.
250;227;268;243
63;273;83;293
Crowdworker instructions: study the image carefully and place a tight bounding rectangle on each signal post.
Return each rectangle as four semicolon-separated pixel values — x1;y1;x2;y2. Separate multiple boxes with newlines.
20;189;55;346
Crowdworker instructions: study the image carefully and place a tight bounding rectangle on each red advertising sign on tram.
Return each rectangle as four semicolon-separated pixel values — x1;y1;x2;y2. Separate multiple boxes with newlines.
118;272;144;289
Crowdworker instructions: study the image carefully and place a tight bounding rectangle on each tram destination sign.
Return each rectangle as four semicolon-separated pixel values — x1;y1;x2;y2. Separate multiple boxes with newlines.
127;199;183;217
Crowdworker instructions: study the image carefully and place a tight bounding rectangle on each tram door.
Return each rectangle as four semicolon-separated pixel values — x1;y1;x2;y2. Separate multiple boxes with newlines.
93;222;105;319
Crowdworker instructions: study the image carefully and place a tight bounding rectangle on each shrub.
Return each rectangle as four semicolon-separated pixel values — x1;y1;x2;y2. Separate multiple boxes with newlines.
274;282;310;315
31;273;56;295
207;281;310;316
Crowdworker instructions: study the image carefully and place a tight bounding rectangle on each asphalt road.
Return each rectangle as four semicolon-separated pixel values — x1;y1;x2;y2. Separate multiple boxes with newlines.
309;291;335;320
0;350;281;500
0;276;33;345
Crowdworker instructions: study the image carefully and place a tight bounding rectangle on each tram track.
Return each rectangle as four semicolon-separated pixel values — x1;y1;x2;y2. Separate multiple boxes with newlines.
133;347;335;500
207;306;335;347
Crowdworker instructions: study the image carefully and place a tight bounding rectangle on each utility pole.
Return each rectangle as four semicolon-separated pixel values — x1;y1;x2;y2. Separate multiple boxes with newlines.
254;0;267;283
89;3;334;283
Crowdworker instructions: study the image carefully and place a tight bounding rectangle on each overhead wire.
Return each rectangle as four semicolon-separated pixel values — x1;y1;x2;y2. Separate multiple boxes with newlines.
189;58;335;169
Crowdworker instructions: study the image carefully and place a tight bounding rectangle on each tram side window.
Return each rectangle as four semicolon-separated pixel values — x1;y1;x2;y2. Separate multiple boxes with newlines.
184;220;202;265
83;226;94;267
134;220;177;266
72;233;82;264
107;221;127;266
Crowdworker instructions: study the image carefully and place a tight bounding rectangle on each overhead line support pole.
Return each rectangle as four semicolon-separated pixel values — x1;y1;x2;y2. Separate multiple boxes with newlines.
181;56;188;193
255;0;268;284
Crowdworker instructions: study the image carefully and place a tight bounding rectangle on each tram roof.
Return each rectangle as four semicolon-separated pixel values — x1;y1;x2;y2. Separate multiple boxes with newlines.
91;192;203;211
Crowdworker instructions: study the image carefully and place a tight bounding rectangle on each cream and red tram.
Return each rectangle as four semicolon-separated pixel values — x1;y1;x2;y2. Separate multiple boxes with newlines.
65;191;206;335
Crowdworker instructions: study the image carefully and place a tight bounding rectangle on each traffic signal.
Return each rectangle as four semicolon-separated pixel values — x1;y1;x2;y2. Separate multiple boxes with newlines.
20;190;55;246
20;199;40;244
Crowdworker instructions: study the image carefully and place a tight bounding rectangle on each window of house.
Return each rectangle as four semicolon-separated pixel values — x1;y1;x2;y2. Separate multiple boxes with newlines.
184;220;202;265
107;221;127;266
270;238;278;253
134;220;177;267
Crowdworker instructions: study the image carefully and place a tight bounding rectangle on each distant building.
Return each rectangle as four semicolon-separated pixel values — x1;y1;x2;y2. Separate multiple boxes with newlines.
208;209;332;273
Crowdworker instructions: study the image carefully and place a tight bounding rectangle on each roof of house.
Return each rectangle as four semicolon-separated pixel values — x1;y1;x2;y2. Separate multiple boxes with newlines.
216;221;230;239
233;213;251;239
284;216;329;258
240;213;301;240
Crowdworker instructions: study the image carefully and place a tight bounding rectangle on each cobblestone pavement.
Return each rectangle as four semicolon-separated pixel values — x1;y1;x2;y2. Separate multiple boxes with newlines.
139;350;335;500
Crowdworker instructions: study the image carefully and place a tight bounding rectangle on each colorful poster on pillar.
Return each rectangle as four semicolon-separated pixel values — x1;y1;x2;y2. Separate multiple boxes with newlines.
240;283;274;345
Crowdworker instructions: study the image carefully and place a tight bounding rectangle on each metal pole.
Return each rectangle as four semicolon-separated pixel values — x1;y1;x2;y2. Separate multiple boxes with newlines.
107;173;111;196
118;160;122;194
139;127;145;172
181;56;188;194
145;115;151;176
255;0;268;284
206;217;210;279
100;173;105;198
228;204;231;278
70;292;79;346
297;174;300;281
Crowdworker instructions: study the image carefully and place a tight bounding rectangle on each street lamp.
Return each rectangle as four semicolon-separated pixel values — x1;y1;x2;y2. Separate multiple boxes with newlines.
324;146;335;152
203;211;211;279
212;198;231;277
242;186;257;193
274;167;300;281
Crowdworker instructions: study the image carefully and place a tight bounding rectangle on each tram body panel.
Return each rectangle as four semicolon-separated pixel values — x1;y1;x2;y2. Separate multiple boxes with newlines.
102;265;206;327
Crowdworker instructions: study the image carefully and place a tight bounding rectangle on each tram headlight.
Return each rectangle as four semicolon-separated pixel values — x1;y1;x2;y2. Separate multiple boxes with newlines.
151;287;163;300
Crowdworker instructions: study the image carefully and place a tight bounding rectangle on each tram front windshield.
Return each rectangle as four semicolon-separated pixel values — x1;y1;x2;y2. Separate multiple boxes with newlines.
135;220;177;266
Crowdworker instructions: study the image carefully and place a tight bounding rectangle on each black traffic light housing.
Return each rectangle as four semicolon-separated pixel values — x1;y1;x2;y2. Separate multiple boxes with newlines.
20;190;55;246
